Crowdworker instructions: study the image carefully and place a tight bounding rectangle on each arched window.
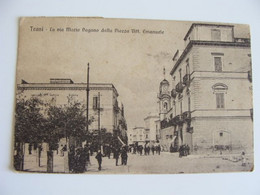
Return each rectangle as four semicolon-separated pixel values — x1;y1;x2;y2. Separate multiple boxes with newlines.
212;83;228;109
163;102;168;110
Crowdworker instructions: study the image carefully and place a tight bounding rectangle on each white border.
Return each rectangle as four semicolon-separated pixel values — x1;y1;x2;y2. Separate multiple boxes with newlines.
0;0;259;194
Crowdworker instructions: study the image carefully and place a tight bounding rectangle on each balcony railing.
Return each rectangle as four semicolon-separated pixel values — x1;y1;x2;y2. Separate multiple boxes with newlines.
171;89;177;98
160;118;177;129
176;82;184;93
183;74;190;85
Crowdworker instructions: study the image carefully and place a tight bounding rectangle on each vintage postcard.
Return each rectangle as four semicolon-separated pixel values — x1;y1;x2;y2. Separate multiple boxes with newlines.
14;17;253;174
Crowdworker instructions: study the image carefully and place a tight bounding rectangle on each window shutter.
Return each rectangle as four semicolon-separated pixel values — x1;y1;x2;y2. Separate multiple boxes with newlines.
214;57;222;72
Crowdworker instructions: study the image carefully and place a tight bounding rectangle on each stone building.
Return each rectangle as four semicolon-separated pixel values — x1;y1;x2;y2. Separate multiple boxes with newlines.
130;127;146;146
158;23;253;153
144;114;160;144
17;78;127;143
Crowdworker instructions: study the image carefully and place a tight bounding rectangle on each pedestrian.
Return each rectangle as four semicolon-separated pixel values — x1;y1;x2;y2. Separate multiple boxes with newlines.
68;146;75;172
121;146;128;165
82;145;89;171
107;145;111;159
95;150;103;171
157;144;161;155
139;145;143;155
179;145;183;158
60;144;64;156
28;143;32;155
187;144;190;155
114;147;120;166
78;147;86;173
183;145;187;156
151;145;155;155
73;148;81;173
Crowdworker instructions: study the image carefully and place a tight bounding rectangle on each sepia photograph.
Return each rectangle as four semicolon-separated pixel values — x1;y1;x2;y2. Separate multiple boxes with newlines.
13;17;254;174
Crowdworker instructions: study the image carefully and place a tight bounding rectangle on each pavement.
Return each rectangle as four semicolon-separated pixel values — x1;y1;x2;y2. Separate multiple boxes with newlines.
22;150;253;174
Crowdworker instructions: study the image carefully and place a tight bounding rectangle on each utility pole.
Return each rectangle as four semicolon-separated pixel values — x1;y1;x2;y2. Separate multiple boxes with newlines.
86;63;90;138
98;92;101;150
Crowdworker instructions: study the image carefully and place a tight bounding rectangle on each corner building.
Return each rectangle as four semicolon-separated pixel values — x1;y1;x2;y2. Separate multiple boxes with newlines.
159;23;253;154
17;78;127;143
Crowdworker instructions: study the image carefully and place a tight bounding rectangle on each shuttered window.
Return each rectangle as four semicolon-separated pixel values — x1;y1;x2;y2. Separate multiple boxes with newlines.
214;57;222;72
93;96;98;109
216;93;224;108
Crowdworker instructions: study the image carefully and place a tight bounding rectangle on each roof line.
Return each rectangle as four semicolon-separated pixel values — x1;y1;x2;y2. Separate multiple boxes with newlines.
184;23;234;41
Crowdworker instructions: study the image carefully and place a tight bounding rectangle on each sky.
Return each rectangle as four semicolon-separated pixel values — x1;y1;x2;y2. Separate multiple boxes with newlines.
16;17;249;129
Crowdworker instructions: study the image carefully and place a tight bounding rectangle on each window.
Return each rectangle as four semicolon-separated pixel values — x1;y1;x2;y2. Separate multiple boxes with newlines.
211;29;221;41
216;93;225;108
214;57;222;72
212;83;227;109
93;96;98;109
163;102;168;110
219;132;223;137
146;134;148;139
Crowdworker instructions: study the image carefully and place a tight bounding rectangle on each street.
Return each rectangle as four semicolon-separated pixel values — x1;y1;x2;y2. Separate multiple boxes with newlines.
22;150;253;174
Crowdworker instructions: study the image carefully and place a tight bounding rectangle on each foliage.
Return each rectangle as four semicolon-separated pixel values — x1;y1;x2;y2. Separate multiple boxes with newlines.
15;96;91;149
15;97;46;143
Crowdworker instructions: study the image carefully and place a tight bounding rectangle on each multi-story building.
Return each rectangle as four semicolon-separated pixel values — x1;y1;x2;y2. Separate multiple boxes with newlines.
158;23;253;153
17;78;127;141
144;114;160;143
131;127;146;146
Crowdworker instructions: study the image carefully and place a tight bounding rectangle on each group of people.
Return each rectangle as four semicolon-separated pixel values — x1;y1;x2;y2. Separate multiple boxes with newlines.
95;145;128;170
67;144;129;172
178;144;190;157
68;145;90;173
131;143;161;156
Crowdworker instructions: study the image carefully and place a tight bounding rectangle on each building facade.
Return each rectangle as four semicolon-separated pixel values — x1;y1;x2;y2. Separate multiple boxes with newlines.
130;127;146;146
144;114;160;143
158;23;253;154
17;78;127;142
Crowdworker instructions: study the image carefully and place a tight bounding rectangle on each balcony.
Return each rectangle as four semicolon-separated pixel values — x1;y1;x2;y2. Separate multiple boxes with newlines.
175;82;184;93
186;127;193;133
250;108;253;121
160;118;177;129
171;89;177;98
183;74;190;85
175;114;184;124
248;70;252;82
183;111;191;122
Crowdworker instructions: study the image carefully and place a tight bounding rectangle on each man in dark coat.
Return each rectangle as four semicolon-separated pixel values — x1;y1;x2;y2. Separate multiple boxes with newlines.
157;144;161;155
121;146;128;165
95;150;103;171
114;147;120;166
68;146;75;172
151;145;155;155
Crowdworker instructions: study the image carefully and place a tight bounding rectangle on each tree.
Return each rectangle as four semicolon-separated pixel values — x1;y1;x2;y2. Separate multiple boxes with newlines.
14;97;45;170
